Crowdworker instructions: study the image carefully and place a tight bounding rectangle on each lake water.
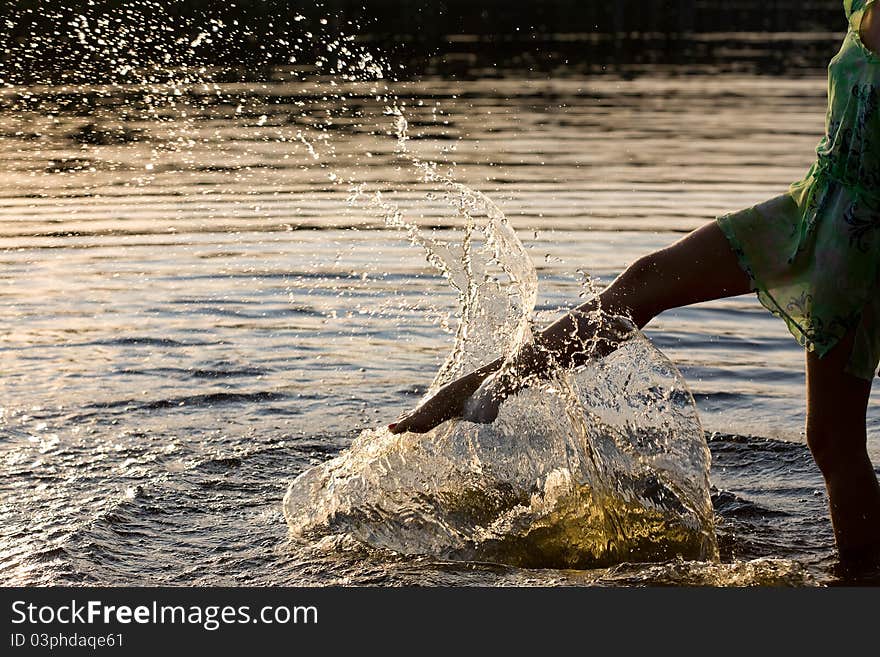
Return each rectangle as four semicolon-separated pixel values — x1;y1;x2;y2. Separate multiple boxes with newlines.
3;39;880;585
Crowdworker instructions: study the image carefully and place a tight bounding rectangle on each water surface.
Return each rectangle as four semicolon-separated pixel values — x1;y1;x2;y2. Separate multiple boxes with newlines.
3;56;879;585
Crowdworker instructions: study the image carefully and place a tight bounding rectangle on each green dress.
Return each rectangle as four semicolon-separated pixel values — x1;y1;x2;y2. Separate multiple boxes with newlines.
717;0;880;379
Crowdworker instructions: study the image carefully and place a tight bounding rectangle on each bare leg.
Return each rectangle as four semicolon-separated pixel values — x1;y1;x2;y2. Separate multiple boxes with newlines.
457;221;753;422
805;331;880;565
536;220;752;357
391;220;751;433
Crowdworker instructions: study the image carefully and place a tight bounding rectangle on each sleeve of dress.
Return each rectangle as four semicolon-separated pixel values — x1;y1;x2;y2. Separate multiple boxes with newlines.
846;0;878;32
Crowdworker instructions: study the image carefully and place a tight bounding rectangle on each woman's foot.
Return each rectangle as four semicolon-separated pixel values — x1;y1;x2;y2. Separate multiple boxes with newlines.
461;372;504;424
388;369;488;434
389;349;546;434
388;372;508;434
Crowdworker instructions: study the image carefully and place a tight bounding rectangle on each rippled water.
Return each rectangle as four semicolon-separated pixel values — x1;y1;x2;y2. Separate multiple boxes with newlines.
3;40;880;585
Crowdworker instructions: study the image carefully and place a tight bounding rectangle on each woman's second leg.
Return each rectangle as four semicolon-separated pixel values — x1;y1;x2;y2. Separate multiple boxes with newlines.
805;331;880;564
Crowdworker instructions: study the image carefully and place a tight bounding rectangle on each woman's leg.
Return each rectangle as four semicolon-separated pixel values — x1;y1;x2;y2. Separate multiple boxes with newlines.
600;221;752;327
456;220;752;422
530;219;753;368
805;332;880;564
391;220;752;433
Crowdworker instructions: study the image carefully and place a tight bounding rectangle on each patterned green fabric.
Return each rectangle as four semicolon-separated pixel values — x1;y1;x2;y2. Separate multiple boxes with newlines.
717;0;880;379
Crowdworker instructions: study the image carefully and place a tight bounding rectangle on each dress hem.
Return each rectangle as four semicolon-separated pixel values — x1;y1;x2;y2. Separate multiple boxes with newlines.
714;211;839;360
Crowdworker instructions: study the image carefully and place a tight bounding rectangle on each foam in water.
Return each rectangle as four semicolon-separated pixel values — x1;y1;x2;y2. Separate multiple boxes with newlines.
284;156;718;567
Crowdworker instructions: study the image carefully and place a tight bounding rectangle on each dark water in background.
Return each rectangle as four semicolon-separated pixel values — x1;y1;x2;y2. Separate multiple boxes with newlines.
4;27;880;585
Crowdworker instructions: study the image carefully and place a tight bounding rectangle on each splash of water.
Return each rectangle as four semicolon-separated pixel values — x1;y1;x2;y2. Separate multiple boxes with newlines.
284;57;717;566
285;154;717;567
